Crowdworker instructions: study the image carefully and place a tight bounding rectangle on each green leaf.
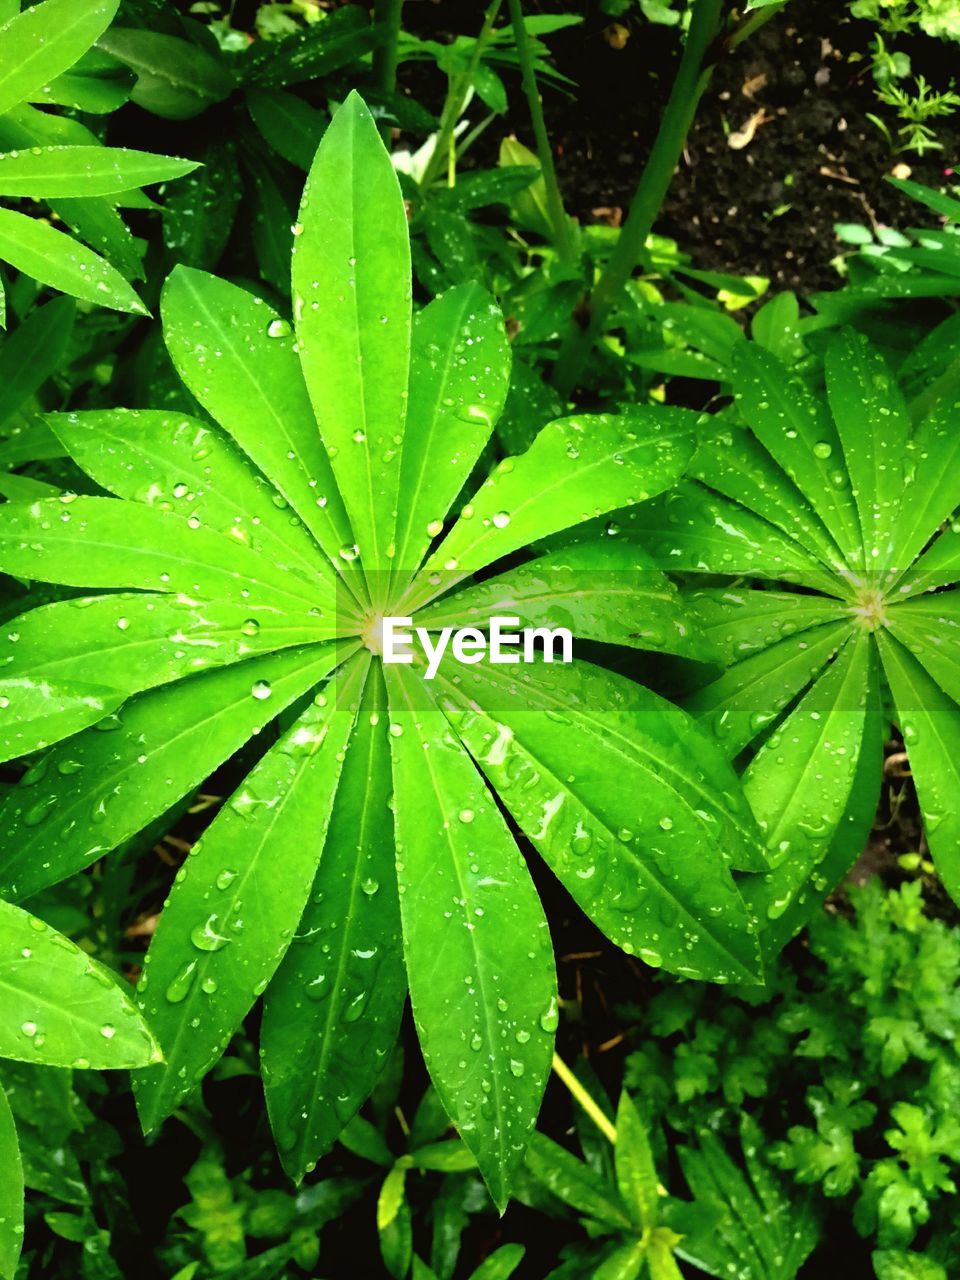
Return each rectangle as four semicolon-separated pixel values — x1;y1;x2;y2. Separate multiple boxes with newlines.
0;0;119;117
886;594;960;704
393;283;510;578
742;632;875;925
0;496;325;614
0;296;74;428
677;1119;817;1280
688;587;847;667
758;646;883;957
162;139;241;271
0;644;346;901
888;395;960;583
385;664;556;1210
732;341;863;568
96;28;234;119
246;88;326;171
633;481;842;596
160;266;354;578
0;1087;21;1280
0;145;197;197
0;590;333;761
134;656;369;1133
293;91;411;590
0;897;159;1068
470;1244;525;1280
685;619;852;757
48;409;335;593
879;632;960;903
691;415;843;573
524;1132;632;1228
261;664;406;1180
36;49;134;114
825;329;908;572
410;409;697;608
592;1239;647;1280
615;1091;659;1230
240;7;384;89
873;1249;948;1280
439;659;765;983
51;194;144;280
0;208;146;313
421;541;712;661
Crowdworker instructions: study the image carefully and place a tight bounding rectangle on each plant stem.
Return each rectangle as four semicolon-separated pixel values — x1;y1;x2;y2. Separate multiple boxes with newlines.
551;1052;617;1144
505;0;576;265
420;0;503;191
726;0;787;52
373;0;404;143
551;0;726;397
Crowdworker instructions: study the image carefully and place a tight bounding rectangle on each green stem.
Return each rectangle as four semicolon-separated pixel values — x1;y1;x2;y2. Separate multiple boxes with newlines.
551;1052;617;1144
420;0;503;191
505;0;576;264
551;0;726;398
726;0;787;52
373;0;404;143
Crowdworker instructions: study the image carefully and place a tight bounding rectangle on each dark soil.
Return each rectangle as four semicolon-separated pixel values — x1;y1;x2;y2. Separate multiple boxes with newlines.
401;0;960;291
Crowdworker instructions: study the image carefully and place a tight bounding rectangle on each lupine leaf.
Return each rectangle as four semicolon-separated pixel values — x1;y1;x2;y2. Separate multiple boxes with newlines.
684;620;852;757
692;415;844;572
731;341;863;567
0;897;160;1068
742;632;874;923
262;664;406;1180
421;541;712;660
0;496;323;613
615;1091;659;1230
134;655;369;1132
293;90;410;589
632;481;842;596
439;659;766;982
393;282;510;578
688;587;848;666
410;409;697;608
385;663;556;1211
48;409;335;593
0;592;333;760
886;594;960;704
160;266;354;578
824;329;908;572
879;632;960;903
888;394;960;583
0;645;346;900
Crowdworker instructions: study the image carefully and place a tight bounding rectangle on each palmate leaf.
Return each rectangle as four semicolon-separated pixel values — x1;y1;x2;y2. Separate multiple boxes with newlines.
641;329;960;931
0;92;761;1206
